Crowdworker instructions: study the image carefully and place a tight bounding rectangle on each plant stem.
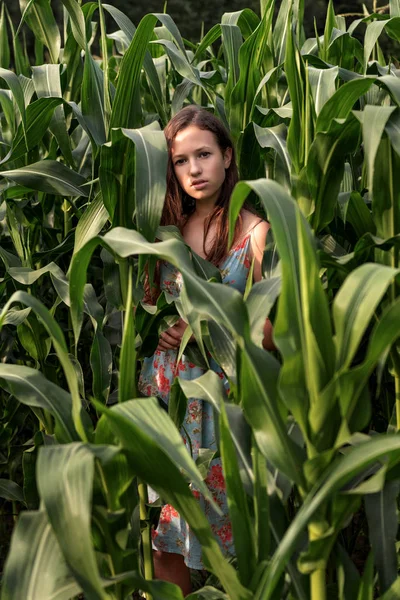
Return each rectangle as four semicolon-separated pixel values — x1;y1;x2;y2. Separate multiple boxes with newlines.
310;567;326;600
138;479;154;600
396;374;400;431
308;524;327;600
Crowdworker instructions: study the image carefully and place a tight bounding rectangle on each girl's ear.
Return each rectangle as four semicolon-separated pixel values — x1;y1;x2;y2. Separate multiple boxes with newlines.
223;147;232;169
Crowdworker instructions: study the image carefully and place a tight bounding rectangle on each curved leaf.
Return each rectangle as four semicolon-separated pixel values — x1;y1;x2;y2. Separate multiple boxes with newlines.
101;399;251;600
37;444;107;599
0;479;25;503
1;510;81;600
1;160;89;197
254;435;400;600
333;263;399;371
0;364;80;443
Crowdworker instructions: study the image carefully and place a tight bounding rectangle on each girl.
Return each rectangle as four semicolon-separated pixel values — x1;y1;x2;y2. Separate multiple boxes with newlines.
139;105;273;595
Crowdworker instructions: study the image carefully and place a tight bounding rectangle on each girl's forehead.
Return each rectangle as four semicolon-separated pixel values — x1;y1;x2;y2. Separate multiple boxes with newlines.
172;126;217;153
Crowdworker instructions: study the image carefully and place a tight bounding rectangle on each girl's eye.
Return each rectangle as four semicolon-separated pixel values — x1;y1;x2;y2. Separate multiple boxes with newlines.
199;151;210;158
174;158;186;166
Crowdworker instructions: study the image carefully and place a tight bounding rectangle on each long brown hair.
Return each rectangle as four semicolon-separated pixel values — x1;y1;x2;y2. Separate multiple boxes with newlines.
162;105;243;266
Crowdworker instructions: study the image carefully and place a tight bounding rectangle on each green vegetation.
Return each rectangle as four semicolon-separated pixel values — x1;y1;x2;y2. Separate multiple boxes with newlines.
0;0;400;599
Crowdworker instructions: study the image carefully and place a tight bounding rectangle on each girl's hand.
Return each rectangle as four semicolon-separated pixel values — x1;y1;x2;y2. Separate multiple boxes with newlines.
157;318;188;351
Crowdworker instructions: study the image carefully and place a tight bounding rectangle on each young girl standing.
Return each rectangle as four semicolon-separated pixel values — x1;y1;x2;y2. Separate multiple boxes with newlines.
139;105;273;595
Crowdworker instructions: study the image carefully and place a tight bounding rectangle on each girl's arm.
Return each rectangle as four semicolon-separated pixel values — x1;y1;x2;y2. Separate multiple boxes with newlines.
249;220;276;351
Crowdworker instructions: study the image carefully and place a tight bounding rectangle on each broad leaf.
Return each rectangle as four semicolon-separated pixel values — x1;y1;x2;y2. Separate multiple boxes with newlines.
1;160;89;197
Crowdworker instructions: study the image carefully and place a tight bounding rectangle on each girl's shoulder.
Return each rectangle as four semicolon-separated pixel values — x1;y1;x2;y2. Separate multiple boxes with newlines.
240;209;269;240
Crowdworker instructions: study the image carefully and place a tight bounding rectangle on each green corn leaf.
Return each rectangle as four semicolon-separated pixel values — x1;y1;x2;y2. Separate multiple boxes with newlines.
285;22;306;173
69;228;248;346
18;0;61;64
100;399;251;600
1;510;81;600
1;160;89;197
0;291;87;442
120;123;168;241
273;0;292;64
192;23;221;62
322;0;337;60
31;64;74;166
74;192;109;254
229;180;335;449
0;307;31;326
365;480;399;593
221;24;242;119
90;328;112;404
0;68;26;127
0;3;10;69
378;74;400;106
110;13;158;129
355;105;396;199
364;17;400;68
254;123;291;183
316;77;375;133
372;136;400;243
380;579;400;600
37;444;108;599
307;66;338;116
337;295;400;433
333;263;400;372
0;479;25;503
103;4;167;125
118;266;137;402
307;114;361;232
246;277;281;347
60;0;86;50
254;435;400;600
219;400;256;587
99;398;250;600
240;341;306;486
1;96;63;164
228;11;273;139
81;49;107;146
252;442;270;564
0;364;80;443
356;551;374;600
6;11;30;77
390;0;400;16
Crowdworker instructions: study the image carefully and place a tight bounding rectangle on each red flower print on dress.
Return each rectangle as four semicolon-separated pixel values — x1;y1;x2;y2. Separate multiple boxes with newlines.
188;400;201;423
191;489;200;500
156;365;171;395
159;504;179;524
206;464;226;492
216;522;233;545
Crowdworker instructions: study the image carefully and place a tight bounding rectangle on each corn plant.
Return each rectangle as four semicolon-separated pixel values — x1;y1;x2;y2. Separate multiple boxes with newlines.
1;0;400;599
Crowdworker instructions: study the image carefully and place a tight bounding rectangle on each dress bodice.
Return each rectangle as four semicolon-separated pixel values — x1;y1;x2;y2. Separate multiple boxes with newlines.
160;234;251;297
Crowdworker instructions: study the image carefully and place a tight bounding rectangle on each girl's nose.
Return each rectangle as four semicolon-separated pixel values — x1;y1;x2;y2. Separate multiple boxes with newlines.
189;159;201;176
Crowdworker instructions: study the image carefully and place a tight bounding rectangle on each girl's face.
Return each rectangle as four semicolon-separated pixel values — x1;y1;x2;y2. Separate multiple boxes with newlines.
171;125;232;207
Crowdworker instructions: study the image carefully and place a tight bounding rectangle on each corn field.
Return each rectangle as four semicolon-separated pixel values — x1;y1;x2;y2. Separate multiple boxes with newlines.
0;0;400;598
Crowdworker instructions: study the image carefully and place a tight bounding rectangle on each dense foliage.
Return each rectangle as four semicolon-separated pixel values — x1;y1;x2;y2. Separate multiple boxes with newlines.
0;0;400;599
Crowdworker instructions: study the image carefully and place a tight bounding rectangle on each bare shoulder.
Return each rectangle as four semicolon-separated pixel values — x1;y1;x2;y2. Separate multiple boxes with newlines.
241;209;268;232
240;209;270;247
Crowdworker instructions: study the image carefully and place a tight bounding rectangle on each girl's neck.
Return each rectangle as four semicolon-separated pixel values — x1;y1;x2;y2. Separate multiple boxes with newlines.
193;199;217;219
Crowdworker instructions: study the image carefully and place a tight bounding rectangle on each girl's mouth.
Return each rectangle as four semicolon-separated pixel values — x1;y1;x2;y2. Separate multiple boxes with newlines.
192;180;207;189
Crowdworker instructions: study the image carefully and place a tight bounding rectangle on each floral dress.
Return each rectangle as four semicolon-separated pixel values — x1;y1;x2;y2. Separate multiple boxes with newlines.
138;234;251;570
